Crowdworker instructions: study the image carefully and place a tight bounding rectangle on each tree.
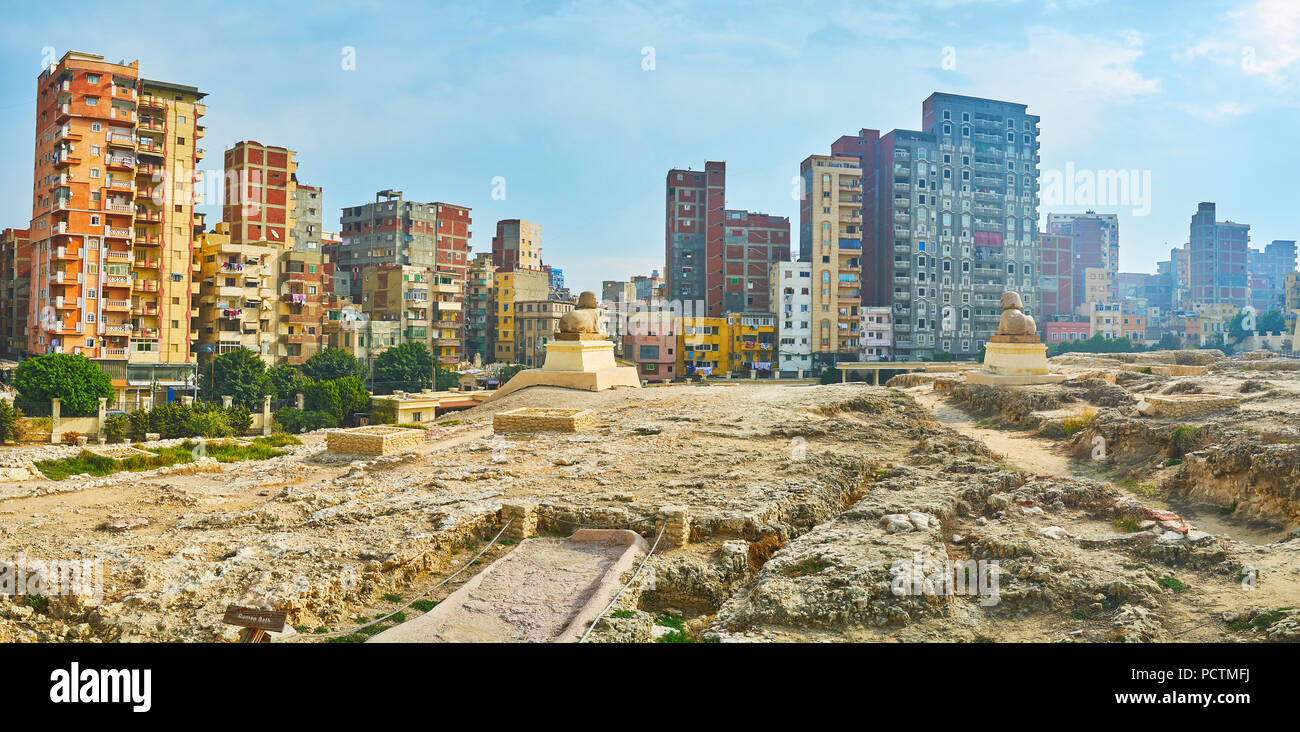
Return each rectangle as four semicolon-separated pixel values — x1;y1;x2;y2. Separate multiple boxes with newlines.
1258;309;1286;336
1154;332;1182;351
302;348;367;383
266;364;306;400
14;353;114;416
372;342;433;394
435;363;459;391
200;348;271;409
302;376;370;425
1226;310;1250;345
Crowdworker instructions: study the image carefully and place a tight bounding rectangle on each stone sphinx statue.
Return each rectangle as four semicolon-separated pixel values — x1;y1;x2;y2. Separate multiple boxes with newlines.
996;291;1037;337
556;291;606;340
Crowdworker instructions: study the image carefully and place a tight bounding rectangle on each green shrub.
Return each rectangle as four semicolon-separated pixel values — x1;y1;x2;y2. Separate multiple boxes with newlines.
274;407;339;434
224;405;253;436
185;409;233;438
0;400;24;444
103;413;128;444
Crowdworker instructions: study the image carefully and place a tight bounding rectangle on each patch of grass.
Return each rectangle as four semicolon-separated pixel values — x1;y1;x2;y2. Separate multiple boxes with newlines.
1061;407;1098;436
411;599;438;612
381;593;403;603
656;630;694;643
387;611;406;623
1158;576;1186;593
313;626;328;634
610;610;636;619
392;423;430;430
437;419;461;426
1170;425;1203;457
1115;517;1142;532
655;613;686;632
498;539;516;546
1163;457;1182;467
327;633;368;643
25;595;50;614
781;556;831;577
1219;500;1238;516
34;435;297;481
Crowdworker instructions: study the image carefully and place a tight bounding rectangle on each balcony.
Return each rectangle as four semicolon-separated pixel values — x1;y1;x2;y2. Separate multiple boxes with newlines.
132;279;158;292
894;228;911;239
134;234;160;247
893;182;910;194
134;303;159;316
106;131;136;148
106;155;134;171
105;248;132;261
102;322;132;335
53;152;81;168
105;201;133;213
104;299;129;311
136;139;165;156
105;227;132;239
138;95;165;112
134;258;160;269
134;209;162;223
53;246;77;260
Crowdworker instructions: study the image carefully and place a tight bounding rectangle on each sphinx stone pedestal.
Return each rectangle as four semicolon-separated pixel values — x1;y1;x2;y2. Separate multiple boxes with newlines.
965;292;1066;386
966;337;1066;386
491;339;641;399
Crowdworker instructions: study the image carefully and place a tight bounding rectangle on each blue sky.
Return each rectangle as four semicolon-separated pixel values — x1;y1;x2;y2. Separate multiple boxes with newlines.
3;0;1298;293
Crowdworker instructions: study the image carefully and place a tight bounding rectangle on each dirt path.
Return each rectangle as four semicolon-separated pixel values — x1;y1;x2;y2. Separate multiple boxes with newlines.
911;388;1073;476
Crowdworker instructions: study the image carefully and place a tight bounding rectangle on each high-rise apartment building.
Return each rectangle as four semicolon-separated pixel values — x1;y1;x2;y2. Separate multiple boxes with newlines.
195;223;277;360
1188;202;1250;309
798;153;863;366
665;161;789;318
1248;239;1296;313
0;229;32;357
1047;211;1118;310
466;252;495;363
770;261;812;375
207;141;331;365
338;191;470;362
809;93;1041;364
27;52;205;397
490;219;541;273
493;268;549;363
1036;230;1075;324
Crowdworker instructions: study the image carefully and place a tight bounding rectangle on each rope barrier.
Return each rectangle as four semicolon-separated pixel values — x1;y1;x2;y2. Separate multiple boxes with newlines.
578;522;666;643
302;517;515;640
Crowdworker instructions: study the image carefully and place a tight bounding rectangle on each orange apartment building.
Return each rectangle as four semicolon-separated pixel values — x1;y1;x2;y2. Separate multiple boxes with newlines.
27;51;205;398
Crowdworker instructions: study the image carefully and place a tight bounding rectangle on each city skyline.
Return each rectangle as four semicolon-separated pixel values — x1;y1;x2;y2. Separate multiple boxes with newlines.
3;0;1300;294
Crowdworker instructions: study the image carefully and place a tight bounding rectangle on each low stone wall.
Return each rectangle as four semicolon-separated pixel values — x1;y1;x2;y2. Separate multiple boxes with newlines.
493;408;597;434
325;425;425;456
1138;394;1239;418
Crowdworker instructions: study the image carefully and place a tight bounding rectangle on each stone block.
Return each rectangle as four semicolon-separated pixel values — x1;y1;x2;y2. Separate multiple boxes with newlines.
325;425;425;456
493;408;597;434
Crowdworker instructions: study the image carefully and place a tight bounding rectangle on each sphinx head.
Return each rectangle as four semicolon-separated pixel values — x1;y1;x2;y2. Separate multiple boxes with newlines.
1000;291;1025;311
577;291;599;309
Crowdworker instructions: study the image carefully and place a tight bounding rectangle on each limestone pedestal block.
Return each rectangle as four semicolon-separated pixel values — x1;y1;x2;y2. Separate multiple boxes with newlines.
965;341;1066;386
491;340;641;399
